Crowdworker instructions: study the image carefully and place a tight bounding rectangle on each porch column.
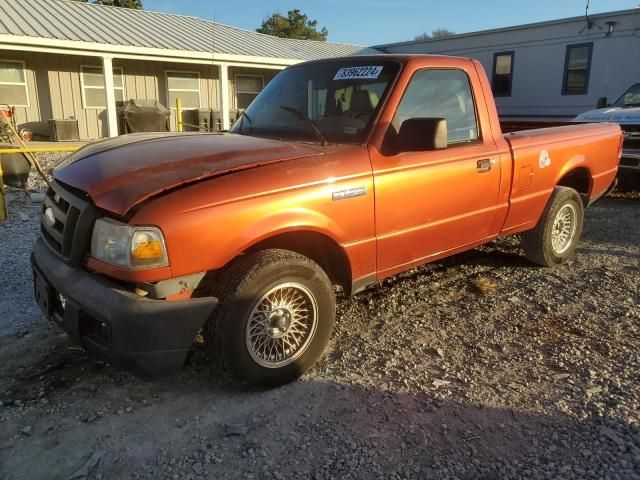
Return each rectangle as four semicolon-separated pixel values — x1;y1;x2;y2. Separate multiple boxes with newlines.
219;63;230;130
102;56;119;138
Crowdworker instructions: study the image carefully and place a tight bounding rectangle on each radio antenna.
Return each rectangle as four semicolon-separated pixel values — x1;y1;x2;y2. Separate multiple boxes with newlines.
585;0;592;29
579;0;602;33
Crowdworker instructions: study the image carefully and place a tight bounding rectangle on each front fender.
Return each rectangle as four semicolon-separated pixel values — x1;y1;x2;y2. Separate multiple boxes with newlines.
220;208;346;266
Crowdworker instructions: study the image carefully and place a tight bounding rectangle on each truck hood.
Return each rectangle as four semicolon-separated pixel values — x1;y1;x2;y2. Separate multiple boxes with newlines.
574;107;640;124
54;132;324;216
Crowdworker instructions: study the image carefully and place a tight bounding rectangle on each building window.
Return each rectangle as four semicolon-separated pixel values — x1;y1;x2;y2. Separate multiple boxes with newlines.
81;66;125;108
167;71;200;110
236;75;264;109
0;60;29;107
492;52;514;97
395;69;478;145
562;43;593;95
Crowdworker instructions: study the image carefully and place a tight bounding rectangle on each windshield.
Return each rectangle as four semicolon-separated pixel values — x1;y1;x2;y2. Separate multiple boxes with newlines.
613;83;640;108
230;60;401;144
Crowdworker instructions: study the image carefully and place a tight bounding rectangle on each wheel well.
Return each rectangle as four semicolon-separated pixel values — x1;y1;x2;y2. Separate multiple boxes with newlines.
557;167;591;205
245;231;353;294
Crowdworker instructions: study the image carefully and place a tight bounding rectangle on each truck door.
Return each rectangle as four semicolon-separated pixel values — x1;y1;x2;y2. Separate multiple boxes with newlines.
369;68;502;277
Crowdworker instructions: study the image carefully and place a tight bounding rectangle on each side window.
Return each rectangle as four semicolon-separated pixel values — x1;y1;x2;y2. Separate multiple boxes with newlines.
492;52;514;97
81;66;125;108
236;75;264;109
0;61;29;107
394;69;478;145
562;43;593;95
167;71;200;110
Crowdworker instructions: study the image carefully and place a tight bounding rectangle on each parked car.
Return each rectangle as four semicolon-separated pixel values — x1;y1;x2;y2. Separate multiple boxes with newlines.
32;55;622;386
574;83;640;190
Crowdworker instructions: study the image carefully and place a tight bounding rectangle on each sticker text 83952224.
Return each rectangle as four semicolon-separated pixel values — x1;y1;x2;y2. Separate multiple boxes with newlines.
333;66;384;81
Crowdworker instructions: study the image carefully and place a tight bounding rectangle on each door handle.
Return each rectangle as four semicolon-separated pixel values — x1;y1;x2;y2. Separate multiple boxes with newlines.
477;159;494;173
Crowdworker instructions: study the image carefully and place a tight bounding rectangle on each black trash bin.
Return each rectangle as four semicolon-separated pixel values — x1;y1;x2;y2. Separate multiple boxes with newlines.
121;100;171;133
197;109;213;132
212;111;223;132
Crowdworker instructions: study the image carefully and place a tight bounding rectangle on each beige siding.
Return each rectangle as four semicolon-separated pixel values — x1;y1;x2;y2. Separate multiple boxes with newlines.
0;51;109;139
0;50;282;139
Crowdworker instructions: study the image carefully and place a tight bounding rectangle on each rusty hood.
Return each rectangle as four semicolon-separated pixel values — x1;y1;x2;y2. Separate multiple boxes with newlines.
54;132;324;216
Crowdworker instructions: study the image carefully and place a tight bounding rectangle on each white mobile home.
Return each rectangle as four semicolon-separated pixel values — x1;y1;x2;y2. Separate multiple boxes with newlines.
375;9;640;121
0;0;366;140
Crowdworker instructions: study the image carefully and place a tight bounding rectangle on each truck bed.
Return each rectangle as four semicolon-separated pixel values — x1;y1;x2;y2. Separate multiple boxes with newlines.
500;123;622;235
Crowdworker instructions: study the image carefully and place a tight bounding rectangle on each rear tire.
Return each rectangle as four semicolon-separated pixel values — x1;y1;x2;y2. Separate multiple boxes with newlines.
205;249;335;387
521;187;584;267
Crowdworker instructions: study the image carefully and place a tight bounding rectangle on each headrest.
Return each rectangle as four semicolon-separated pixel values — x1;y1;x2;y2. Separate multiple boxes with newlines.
350;90;378;112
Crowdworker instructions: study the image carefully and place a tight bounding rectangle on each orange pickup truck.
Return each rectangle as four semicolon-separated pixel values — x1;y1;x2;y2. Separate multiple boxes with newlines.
32;55;622;385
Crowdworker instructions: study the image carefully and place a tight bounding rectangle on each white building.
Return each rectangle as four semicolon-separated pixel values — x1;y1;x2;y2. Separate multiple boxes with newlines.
374;9;640;121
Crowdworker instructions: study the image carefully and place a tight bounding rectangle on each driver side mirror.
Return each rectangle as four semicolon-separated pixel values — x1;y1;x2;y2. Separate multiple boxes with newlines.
596;97;608;109
395;118;448;154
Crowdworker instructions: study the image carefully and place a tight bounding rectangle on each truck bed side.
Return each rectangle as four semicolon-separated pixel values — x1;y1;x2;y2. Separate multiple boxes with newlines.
500;123;622;235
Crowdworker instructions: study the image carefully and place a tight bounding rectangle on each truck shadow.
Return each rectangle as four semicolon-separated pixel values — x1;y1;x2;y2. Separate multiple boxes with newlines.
1;342;636;480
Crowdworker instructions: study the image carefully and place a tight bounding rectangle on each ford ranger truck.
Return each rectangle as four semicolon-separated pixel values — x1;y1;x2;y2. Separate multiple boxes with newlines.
574;82;640;190
31;55;622;386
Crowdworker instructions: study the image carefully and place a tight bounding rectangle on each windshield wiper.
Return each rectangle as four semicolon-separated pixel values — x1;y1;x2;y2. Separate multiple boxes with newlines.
623;103;640;108
279;105;328;146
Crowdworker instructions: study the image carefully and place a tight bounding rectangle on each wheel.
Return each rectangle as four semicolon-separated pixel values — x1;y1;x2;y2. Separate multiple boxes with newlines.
521;186;584;267
205;249;335;386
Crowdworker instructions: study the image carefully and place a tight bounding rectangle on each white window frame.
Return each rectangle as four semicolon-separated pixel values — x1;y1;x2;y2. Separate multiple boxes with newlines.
235;74;264;109
0;60;30;107
80;65;125;109
166;70;201;110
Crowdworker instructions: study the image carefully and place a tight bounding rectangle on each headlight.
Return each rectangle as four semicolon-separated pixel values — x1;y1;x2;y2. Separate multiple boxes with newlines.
90;218;169;269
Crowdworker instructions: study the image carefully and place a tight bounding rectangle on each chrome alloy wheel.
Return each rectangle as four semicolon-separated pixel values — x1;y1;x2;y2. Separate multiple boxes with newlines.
245;283;318;368
551;203;578;254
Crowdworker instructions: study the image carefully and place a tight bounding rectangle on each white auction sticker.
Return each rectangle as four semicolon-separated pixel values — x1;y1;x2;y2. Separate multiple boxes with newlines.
333;66;383;81
539;150;551;169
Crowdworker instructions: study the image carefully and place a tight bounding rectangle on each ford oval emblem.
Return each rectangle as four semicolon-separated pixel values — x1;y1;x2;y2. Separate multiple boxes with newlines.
44;207;56;227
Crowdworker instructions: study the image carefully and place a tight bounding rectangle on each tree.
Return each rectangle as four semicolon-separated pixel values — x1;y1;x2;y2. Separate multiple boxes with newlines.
96;0;143;8
431;28;455;38
413;28;456;41
70;0;143;9
257;9;328;41
413;32;431;41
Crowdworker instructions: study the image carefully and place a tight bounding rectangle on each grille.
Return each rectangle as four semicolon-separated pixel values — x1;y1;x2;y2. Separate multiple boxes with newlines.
621;125;640;150
40;181;94;264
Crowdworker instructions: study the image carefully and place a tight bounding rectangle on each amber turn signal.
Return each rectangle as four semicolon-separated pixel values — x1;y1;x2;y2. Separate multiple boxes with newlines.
132;240;163;260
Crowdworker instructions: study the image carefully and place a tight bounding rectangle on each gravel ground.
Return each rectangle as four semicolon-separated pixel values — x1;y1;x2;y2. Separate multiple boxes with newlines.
0;180;638;480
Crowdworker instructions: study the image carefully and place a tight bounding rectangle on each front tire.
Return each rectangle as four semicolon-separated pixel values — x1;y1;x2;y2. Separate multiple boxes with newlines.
521;186;584;267
205;249;335;386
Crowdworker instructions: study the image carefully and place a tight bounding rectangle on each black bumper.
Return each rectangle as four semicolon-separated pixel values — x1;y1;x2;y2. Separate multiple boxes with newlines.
31;237;218;377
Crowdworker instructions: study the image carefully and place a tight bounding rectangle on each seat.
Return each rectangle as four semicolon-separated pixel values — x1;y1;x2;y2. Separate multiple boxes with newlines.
345;90;379;120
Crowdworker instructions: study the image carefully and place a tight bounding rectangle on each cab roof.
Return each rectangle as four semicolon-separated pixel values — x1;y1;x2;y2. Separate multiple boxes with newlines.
293;54;476;68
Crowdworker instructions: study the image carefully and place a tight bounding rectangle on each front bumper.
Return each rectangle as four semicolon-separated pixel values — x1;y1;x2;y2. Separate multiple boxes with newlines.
31;237;218;377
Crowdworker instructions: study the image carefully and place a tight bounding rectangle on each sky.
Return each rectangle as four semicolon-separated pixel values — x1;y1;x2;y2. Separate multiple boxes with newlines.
143;0;638;45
